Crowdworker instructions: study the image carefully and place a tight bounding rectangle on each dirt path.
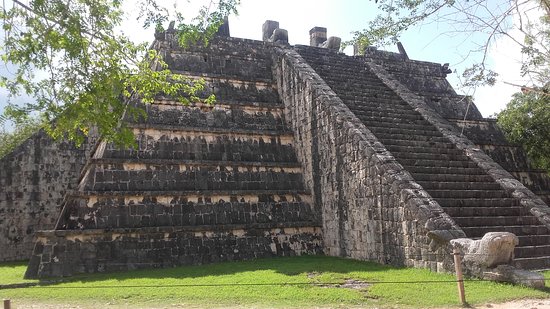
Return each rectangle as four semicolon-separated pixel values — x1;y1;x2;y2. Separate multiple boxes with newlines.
474;298;550;309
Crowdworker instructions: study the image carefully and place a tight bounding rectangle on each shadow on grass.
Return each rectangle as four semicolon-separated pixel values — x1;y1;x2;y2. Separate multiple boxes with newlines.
36;255;396;284
6;255;550;295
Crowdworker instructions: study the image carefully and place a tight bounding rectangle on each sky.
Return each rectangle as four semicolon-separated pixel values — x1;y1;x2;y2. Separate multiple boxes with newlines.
225;0;537;118
0;0;541;124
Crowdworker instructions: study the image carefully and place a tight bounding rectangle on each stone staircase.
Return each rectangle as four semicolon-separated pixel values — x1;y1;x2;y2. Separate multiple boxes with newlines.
25;39;322;278
297;46;550;270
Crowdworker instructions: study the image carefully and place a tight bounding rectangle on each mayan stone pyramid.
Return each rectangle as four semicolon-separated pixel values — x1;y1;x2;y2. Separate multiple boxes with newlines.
0;21;548;278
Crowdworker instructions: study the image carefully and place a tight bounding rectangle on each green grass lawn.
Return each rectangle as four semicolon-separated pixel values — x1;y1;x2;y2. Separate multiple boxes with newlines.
1;256;549;308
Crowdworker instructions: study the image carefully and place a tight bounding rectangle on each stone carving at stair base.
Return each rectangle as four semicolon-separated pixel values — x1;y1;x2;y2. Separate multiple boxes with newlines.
450;232;545;289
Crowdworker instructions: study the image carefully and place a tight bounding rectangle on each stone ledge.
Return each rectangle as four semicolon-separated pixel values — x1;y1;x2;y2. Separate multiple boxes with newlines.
36;221;323;237
151;99;285;110
155;35;277;52
172;70;275;85
68;189;312;198
90;158;301;168
128;123;293;137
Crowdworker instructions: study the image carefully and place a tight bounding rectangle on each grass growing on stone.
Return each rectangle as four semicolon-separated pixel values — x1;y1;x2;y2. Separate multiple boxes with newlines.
1;256;549;308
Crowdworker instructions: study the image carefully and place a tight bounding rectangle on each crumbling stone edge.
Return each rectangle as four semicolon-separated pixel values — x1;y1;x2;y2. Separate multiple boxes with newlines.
366;61;550;229
272;46;466;272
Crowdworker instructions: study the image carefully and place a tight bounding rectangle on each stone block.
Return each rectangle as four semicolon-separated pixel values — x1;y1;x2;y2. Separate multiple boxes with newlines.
262;20;279;41
309;27;327;47
321;37;341;50
483;265;545;289
451;232;518;269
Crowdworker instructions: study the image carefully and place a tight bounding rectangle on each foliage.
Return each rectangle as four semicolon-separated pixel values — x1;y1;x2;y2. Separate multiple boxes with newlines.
0;0;239;147
520;11;550;85
348;0;549;89
349;0;550;169
498;85;550;172
0;116;42;159
1;256;549;308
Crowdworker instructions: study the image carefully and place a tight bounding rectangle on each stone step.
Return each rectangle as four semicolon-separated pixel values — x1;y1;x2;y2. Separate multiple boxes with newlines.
357;116;432;127
412;173;494;182
375;134;450;144
91;158;301;168
443;206;526;217
344;99;415;111
360;121;439;132
353;110;425;121
513;256;550;270
428;190;508;199
152;98;284;109
515;245;550;258
436;198;519;207
170;67;274;84
103;129;297;163
60;194;316;230
400;159;479;169
453;216;540;227
407;166;486;175
385;144;464;155
367;126;443;138
128;123;290;136
417;181;502;191
71;189;311;198
345;98;414;108
461;225;549;238
517;235;550;246
129;101;288;132
380;139;457;149
392;151;470;162
87;163;305;192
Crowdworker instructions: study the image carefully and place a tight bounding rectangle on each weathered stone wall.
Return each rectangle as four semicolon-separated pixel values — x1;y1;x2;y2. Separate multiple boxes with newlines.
60;192;314;230
162;36;274;81
0;130;96;262
273;46;464;271
26;226;322;278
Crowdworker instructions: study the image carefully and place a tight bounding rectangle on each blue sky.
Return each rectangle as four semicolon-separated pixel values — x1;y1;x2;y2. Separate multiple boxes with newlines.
0;0;536;125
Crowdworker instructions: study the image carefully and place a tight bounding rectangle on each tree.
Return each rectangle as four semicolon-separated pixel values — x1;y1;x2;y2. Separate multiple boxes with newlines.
497;84;550;172
0;114;42;158
0;0;239;146
497;11;550;173
351;0;549;87
349;0;550;172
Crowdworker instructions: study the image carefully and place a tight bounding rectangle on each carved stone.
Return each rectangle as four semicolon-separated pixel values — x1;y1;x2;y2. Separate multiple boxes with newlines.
309;26;327;47
451;232;518;268
269;28;288;44
321;36;341;50
262;20;279;42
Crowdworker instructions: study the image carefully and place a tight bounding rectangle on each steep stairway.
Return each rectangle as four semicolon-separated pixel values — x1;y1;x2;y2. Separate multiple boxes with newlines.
297;46;550;270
